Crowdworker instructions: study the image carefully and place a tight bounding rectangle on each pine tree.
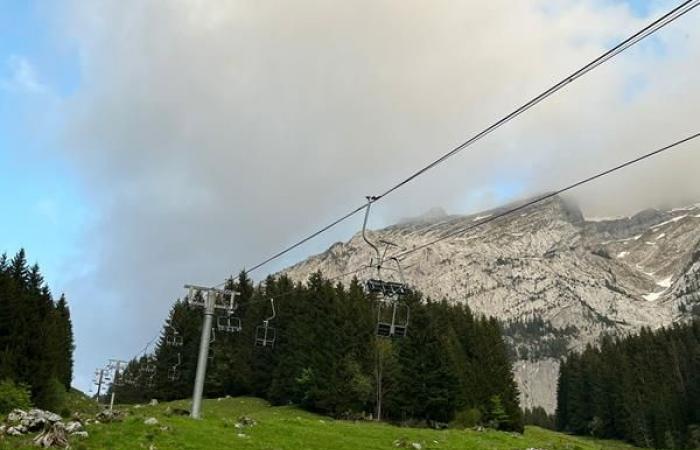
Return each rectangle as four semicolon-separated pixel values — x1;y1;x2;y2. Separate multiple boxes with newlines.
54;295;75;390
10;249;28;285
0;250;75;410
119;272;527;431
556;319;700;449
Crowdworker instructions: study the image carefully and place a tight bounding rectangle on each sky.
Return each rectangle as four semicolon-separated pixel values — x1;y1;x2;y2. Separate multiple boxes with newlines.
1;0;699;392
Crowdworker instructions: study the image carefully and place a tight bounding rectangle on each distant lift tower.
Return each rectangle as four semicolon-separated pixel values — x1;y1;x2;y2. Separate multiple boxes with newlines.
184;284;239;419
106;359;127;411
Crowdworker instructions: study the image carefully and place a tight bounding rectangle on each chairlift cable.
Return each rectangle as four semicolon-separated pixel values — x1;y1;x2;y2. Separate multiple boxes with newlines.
147;132;699;363
310;133;700;301
129;332;161;363
391;131;700;260
233;0;699;278
217;265;371;305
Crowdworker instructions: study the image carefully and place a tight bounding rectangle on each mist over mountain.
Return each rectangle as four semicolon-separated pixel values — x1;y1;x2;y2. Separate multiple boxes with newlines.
283;195;700;412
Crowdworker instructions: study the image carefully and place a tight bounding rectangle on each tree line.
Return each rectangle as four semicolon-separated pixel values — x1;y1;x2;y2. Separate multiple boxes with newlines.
0;249;74;411
115;271;523;431
502;316;578;361
556;320;700;449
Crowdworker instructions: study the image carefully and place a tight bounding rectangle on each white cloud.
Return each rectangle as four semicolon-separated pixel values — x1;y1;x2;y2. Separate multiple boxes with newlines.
54;0;700;388
1;55;48;94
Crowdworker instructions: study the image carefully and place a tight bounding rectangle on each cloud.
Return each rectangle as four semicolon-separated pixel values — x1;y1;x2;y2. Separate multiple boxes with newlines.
54;0;700;388
1;55;49;94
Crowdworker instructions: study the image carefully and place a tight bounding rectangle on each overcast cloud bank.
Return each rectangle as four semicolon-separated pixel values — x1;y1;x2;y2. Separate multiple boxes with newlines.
48;0;700;389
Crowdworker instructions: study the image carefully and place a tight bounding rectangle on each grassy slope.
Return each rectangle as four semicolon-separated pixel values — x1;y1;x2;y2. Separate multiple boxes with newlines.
1;397;644;450
63;389;100;416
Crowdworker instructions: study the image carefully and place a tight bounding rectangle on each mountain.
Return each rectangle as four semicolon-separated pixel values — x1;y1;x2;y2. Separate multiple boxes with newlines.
282;195;700;413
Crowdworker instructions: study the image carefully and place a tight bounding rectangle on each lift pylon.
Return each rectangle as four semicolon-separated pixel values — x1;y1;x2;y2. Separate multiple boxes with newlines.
184;284;239;419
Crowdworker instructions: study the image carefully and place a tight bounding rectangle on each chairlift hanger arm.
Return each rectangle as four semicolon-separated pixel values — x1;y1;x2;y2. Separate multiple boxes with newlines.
362;197;382;269
387;256;407;285
381;245;389;262
228;290;239;311
266;298;276;322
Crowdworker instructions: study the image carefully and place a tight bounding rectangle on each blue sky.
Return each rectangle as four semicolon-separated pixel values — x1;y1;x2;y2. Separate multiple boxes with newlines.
618;0;657;17
0;1;84;290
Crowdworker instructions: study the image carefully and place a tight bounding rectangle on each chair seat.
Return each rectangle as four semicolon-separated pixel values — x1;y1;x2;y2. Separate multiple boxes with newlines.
366;279;410;297
377;322;392;337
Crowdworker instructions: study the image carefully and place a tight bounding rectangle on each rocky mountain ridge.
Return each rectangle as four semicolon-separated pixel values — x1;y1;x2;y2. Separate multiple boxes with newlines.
282;196;700;413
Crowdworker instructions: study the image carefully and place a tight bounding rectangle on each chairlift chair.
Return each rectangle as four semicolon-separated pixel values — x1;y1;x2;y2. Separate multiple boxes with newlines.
113;367;131;387
376;301;410;338
140;363;156;376
217;314;242;333
168;353;182;381
361;197;411;338
222;289;238;311
187;286;204;307
255;320;276;348
216;290;242;333
165;329;183;347
255;298;276;348
168;368;180;381
365;279;410;297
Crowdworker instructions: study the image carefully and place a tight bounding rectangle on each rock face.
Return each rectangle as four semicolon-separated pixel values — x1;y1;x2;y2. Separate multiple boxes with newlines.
282;196;700;413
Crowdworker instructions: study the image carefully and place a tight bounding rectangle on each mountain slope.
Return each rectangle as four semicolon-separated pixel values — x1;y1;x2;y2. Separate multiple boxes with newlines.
282;196;700;412
0;396;644;449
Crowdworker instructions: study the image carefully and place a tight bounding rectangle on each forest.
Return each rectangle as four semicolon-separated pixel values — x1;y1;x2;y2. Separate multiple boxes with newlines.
0;249;74;412
114;272;524;431
502;316;578;361
556;320;700;449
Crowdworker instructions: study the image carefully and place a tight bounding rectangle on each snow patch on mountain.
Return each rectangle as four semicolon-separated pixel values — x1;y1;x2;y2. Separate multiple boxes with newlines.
643;291;664;302
651;215;688;231
657;276;673;288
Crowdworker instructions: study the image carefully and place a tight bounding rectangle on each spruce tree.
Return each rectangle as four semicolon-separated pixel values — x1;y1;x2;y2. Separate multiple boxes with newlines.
55;295;74;390
117;272;526;431
0;250;75;410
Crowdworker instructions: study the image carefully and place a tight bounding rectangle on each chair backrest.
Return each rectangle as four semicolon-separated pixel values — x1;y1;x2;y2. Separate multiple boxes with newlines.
217;315;242;332
376;302;410;338
230;317;242;332
255;323;276;347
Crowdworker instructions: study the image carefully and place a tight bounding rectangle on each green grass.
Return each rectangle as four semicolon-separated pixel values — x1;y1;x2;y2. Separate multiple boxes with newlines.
1;397;645;450
62;388;100;416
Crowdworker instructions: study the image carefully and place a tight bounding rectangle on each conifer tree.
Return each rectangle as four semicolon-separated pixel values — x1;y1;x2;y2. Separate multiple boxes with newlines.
0;249;75;410
557;319;700;449
54;295;75;390
119;272;524;430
